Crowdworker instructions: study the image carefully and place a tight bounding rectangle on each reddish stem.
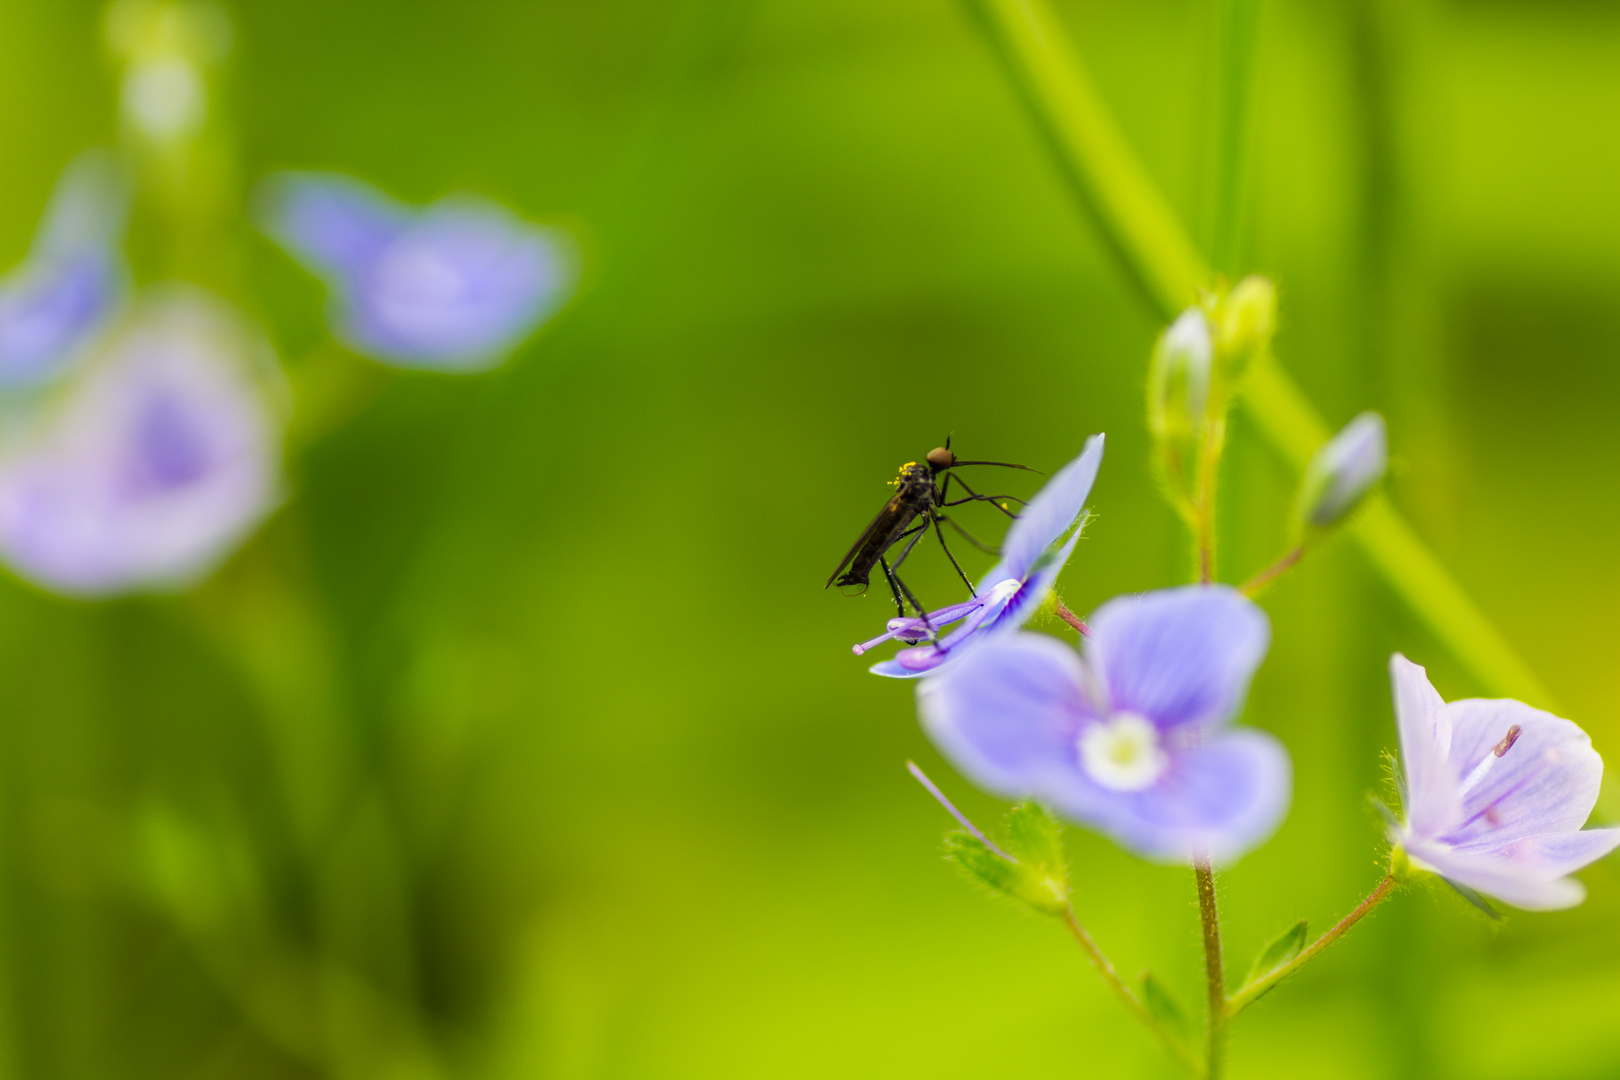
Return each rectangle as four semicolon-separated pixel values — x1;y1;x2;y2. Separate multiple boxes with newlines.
1053;599;1090;636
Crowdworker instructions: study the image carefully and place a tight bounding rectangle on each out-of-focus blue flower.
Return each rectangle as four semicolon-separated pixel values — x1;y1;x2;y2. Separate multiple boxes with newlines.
858;434;1104;678
257;172;577;372
1387;654;1620;910
918;586;1290;863
0;153;128;387
0;289;281;596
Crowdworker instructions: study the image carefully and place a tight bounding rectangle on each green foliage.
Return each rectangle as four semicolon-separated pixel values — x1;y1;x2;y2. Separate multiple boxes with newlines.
1139;972;1188;1039
943;801;1069;916
1003;800;1064;874
1246;920;1308;985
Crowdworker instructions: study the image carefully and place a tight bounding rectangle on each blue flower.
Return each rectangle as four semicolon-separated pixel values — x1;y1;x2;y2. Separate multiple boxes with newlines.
0;153;128;387
257;172;576;372
1388;654;1620;910
857;434;1104;678
0;290;281;596
918;585;1290;863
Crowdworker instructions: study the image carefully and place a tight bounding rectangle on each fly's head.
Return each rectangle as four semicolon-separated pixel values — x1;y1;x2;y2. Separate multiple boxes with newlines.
925;446;956;472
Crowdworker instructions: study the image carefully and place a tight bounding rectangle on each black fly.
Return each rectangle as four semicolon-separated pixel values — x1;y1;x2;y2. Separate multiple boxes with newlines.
825;439;1038;639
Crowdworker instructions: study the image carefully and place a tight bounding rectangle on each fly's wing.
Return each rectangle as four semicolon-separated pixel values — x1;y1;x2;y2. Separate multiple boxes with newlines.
826;492;906;588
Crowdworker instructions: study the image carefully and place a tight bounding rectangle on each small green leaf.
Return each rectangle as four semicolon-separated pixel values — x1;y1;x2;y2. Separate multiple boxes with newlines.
1139;972;1186;1037
1247;920;1308;983
944;832;1024;896
1004;801;1063;873
943;828;1067;915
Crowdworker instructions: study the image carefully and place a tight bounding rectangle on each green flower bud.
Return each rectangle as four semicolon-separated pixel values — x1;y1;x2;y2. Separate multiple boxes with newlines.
1213;275;1277;383
1296;411;1388;532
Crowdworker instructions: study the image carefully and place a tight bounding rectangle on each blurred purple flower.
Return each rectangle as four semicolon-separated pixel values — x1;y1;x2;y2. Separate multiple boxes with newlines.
860;434;1104;679
257;172;576;371
0;289;281;596
1388;654;1620;910
0;153;128;386
919;586;1290;863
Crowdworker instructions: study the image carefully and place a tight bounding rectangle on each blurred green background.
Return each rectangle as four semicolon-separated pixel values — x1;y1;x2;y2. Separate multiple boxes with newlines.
0;0;1618;1076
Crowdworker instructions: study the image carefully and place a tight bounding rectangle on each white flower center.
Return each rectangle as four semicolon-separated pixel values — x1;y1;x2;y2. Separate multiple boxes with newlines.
1078;712;1168;791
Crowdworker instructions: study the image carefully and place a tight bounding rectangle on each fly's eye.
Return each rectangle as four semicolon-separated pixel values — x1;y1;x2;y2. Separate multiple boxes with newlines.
925;447;955;469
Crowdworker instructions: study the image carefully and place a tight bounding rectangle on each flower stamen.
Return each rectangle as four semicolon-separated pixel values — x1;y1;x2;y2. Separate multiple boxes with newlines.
1458;723;1524;799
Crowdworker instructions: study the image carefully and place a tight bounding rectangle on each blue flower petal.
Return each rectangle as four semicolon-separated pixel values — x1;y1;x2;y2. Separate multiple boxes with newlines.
0;152;128;387
341;197;575;370
1088;585;1269;730
1404;833;1615;911
985;433;1103;585
259;173;577;372
1390;654;1462;838
257;172;409;282
1442;696;1604;851
917;632;1103;801
0;290;280;596
1048;727;1292;864
0;250;120;385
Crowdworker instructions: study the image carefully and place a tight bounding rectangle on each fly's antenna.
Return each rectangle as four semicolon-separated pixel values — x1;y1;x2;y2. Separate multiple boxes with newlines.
947;460;1043;474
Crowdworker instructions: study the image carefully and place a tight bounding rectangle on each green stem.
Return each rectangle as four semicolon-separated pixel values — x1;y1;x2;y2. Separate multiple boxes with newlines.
958;0;1553;707
1060;906;1201;1075
1193;413;1228;584
1193;859;1228;1080
1226;874;1397;1014
1208;0;1262;273
961;0;1205;316
1239;544;1304;597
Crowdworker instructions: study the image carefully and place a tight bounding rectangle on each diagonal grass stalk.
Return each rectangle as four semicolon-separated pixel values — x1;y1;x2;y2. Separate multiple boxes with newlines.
958;0;1551;707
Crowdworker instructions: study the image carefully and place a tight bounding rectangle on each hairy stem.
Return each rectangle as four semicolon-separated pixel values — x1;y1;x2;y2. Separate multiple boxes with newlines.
1226;874;1397;1015
1239;545;1304;597
1193;414;1227;584
1060;906;1201;1074
1193;859;1227;1080
1052;598;1090;636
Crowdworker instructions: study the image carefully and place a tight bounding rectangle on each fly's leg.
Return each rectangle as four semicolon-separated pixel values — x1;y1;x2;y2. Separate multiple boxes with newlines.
892;520;928;543
931;511;977;596
880;558;935;643
936;515;1000;555
944;476;1026;520
888;517;930;573
942;493;1028;508
879;556;907;620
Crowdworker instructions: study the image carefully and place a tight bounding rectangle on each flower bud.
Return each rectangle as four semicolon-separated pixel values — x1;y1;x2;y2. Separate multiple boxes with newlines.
1213;275;1276;383
1296;411;1387;531
1148;307;1213;445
